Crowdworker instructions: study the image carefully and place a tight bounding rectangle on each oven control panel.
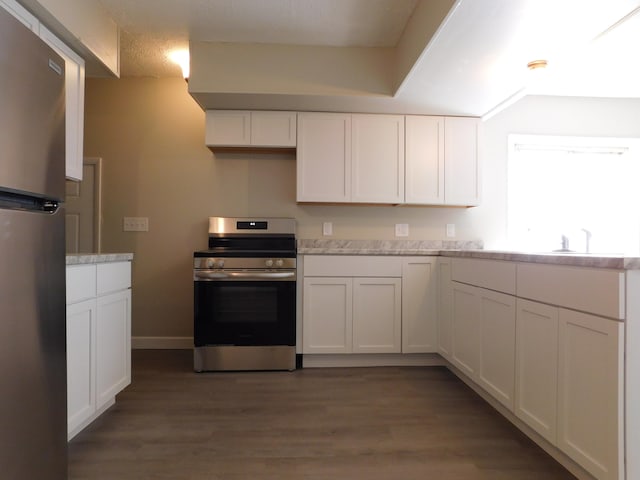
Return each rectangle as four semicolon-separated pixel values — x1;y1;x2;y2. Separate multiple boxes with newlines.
194;257;296;270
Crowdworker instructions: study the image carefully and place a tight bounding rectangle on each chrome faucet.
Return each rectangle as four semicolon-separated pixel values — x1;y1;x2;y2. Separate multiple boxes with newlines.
581;228;592;253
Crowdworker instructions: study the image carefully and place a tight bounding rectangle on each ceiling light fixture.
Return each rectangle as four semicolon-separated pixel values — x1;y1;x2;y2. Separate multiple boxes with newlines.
527;59;548;70
168;49;190;81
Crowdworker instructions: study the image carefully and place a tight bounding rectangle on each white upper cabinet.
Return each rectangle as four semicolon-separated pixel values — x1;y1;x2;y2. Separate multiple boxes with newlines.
297;112;352;202
1;0;86;181
405;115;480;206
405;115;444;204
39;24;85;181
351;114;405;204
444;116;481;206
297;112;480;206
205;110;297;149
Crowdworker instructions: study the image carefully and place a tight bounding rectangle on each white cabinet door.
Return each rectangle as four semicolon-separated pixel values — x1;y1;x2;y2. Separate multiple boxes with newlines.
437;258;453;361
38;26;86;181
205;111;251;146
351;114;405;204
66;298;96;437
352;277;402;353
478;288;516;410
451;281;480;379
250;111;296;147
297;113;352;202
558;309;623;480
515;299;558;444
402;257;437;353
96;289;131;409
405;115;444;204
302;277;353;353
444;117;480;206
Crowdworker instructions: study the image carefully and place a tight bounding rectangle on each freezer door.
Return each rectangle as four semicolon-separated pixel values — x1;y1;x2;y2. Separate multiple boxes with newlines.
0;7;65;200
0;207;67;479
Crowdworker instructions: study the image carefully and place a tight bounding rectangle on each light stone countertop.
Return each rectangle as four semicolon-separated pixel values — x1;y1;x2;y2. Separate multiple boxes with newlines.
297;239;640;270
66;253;134;265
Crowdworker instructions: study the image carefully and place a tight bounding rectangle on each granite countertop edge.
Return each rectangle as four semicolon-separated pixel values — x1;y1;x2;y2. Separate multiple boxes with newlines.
66;253;134;265
297;240;640;269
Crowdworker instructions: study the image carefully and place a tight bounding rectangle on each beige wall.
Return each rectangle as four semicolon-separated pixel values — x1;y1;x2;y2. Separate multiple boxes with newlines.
84;77;640;341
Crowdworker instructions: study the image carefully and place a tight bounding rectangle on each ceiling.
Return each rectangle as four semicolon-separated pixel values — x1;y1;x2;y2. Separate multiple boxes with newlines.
97;0;419;78
94;0;640;117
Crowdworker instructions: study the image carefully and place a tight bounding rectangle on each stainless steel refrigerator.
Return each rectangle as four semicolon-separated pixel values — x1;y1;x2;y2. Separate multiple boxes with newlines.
0;7;68;480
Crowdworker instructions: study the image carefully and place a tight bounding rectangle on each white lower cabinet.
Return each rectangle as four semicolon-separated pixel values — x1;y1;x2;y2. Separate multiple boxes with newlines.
477;288;516;410
451;280;516;410
302;277;352;353
66;298;96;435
96;289;132;409
66;261;132;439
515;299;559;444
302;276;401;354
352;278;401;353
402;257;437;353
437;258;453;361
451;281;480;379
557;309;623;480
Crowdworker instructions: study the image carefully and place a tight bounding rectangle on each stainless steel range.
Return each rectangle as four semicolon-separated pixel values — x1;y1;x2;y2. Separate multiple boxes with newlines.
193;217;297;371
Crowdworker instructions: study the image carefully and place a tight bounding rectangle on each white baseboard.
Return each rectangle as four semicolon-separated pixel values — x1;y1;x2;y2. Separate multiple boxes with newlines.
132;336;193;349
302;353;445;368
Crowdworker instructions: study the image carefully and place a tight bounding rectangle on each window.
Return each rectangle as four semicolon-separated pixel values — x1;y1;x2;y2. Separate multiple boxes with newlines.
507;134;640;254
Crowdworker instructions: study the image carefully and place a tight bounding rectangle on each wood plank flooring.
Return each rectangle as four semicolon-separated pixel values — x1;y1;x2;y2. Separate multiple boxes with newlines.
68;350;576;480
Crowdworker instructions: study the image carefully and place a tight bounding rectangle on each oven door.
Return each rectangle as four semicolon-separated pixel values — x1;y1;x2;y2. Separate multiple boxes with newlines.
194;273;296;347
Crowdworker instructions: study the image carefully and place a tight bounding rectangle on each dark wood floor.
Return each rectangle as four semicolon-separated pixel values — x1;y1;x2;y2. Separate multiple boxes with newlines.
68;350;576;480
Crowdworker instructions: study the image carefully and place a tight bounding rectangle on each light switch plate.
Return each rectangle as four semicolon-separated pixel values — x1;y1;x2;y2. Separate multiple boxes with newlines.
123;217;149;232
395;223;409;237
322;222;333;236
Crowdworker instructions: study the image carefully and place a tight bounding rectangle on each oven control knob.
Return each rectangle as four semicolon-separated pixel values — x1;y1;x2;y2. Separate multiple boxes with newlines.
265;259;274;268
275;259;284;268
216;259;225;268
206;258;215;269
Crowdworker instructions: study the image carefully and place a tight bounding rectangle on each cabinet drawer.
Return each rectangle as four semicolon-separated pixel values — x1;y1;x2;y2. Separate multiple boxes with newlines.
517;263;624;319
97;262;131;296
303;255;402;277
451;258;516;294
66;264;97;304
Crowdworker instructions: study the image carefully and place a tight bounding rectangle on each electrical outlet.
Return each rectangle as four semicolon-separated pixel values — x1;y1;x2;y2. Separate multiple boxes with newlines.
123;217;149;232
395;223;409;237
322;222;333;236
446;223;456;238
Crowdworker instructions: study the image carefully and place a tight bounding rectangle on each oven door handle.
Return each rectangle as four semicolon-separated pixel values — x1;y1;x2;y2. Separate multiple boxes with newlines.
194;271;296;280
227;271;295;280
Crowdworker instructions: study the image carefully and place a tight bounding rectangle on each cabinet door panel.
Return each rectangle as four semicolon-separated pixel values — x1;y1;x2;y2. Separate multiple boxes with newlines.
66;299;96;436
96;289;131;409
437;259;453;360
251;111;296;147
302;278;352;353
351;114;404;203
444;117;480;206
402;258;437;353
558;309;623;480
405;115;444;204
478;288;516;410
451;282;480;378
205;111;251;146
515;299;558;444
353;278;401;353
297;113;351;202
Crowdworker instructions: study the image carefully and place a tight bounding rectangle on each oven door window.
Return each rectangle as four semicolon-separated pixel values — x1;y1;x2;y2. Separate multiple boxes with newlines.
194;280;295;347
